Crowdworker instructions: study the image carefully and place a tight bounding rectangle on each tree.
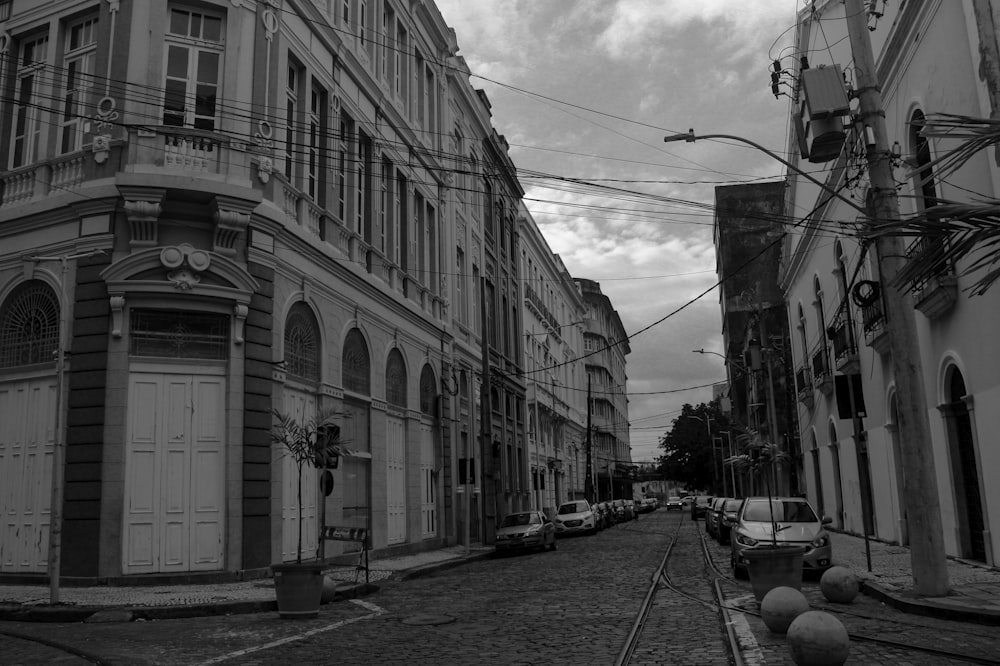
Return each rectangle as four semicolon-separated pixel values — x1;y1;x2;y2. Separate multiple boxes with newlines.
657;401;731;493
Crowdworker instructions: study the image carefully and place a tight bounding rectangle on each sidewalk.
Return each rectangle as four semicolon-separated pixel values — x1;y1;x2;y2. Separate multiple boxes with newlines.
0;545;493;623
829;530;1000;624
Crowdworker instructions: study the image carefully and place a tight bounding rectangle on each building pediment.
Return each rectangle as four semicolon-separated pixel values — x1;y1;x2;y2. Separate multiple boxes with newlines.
101;244;259;301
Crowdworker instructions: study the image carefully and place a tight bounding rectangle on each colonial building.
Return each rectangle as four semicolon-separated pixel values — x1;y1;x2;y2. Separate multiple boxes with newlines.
779;0;1000;565
575;278;633;500
518;203;587;515
0;0;552;579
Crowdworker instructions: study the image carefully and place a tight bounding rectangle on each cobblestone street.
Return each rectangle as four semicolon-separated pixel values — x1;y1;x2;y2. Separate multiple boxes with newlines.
4;510;1000;665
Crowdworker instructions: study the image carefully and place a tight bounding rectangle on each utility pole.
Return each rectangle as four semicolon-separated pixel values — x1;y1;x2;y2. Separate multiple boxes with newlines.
845;0;949;595
479;276;496;544
584;376;594;503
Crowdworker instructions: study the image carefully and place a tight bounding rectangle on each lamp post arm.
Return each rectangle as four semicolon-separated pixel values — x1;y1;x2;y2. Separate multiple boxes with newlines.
664;131;869;219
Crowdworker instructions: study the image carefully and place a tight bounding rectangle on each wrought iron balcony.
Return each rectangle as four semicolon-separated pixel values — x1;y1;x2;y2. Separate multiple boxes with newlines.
811;347;834;395
860;288;890;354
795;365;814;408
906;236;957;318
829;307;859;374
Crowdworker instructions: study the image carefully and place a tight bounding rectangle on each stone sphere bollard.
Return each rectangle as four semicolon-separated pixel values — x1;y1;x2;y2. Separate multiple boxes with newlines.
787;610;850;666
820;566;860;604
760;586;811;634
320;575;341;604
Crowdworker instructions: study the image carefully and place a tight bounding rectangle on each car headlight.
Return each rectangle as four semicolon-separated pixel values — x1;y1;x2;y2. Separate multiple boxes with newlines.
735;533;758;547
811;534;829;548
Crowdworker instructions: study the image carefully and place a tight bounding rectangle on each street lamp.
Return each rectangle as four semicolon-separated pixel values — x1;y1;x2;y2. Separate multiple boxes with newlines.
664;130;870;218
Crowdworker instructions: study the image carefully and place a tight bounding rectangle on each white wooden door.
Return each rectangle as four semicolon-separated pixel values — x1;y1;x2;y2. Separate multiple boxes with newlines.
124;371;225;574
281;387;318;562
0;376;56;572
386;415;406;545
420;422;436;538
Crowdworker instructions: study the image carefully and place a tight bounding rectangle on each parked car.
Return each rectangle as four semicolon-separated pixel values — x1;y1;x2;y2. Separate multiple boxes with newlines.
626;499;639;518
717;498;744;545
601;501;617;526
638;497;658;513
705;497;728;538
554;500;597;536
691;495;713;520
495;511;557;553
665;496;684;511
730;497;833;579
681;495;694;506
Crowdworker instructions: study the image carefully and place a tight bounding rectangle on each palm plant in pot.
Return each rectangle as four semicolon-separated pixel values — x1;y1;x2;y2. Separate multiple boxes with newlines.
725;429;805;602
270;408;346;618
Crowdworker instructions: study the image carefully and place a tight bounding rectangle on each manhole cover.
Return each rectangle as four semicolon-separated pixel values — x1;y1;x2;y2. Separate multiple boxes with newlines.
401;614;455;626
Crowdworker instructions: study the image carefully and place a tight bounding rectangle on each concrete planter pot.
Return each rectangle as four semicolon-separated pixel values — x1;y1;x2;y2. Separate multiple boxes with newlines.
271;562;326;618
745;546;806;602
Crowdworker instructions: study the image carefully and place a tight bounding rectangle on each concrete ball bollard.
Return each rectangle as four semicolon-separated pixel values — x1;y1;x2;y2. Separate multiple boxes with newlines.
760;586;811;634
320;575;341;604
787;610;850;666
820;566;860;604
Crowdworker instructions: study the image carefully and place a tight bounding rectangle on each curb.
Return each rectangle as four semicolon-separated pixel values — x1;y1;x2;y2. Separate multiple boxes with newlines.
391;551;493;582
860;580;1000;626
0;581;376;623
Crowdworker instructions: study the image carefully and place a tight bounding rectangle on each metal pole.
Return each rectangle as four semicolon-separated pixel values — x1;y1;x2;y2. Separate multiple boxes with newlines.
47;258;69;604
29;249;101;604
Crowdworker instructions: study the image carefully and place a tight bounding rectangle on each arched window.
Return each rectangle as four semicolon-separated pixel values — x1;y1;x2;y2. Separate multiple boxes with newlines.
284;302;320;382
385;348;406;408
343;328;370;394
0;280;60;368
419;364;436;415
909;109;939;211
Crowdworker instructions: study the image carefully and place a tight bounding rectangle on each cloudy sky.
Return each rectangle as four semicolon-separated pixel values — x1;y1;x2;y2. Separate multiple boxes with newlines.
434;1;800;462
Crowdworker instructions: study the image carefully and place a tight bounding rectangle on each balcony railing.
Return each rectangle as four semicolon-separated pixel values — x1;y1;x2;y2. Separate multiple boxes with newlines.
906;235;957;318
524;284;560;333
860;289;890;354
829;306;859;374
811;346;834;395
795;365;814;408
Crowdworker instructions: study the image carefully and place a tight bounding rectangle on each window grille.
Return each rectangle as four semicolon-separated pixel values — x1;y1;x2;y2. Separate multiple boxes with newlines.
129;309;228;359
0;281;59;368
385;349;406;407
342;328;370;394
419;364;436;415
284;303;319;381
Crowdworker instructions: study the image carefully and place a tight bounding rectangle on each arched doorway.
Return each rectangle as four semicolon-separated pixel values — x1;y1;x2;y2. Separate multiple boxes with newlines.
341;329;371;552
943;368;986;561
828;422;844;528
385;348;407;545
0;280;60;573
418;363;438;538
280;302;321;562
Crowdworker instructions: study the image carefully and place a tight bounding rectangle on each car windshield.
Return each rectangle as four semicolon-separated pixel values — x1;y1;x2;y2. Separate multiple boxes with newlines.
668;497;680;502
501;513;539;527
743;500;817;523
558;502;588;515
724;499;742;511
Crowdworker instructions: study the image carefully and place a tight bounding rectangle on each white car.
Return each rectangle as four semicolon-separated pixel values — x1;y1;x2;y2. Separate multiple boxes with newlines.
554;499;597;535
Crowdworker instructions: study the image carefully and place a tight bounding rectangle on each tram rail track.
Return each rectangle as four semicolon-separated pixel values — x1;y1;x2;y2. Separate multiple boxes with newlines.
616;512;1000;665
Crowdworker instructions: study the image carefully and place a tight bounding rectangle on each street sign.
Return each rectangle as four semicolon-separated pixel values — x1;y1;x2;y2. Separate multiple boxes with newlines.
322;525;367;542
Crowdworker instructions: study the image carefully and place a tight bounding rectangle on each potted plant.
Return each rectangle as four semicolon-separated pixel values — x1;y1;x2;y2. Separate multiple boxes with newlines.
270;408;345;618
726;429;805;602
